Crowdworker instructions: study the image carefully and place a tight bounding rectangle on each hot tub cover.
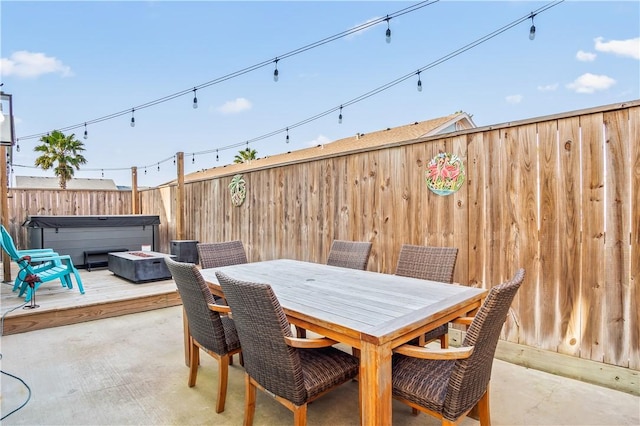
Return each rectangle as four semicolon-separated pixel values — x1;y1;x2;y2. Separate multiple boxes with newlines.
23;215;161;228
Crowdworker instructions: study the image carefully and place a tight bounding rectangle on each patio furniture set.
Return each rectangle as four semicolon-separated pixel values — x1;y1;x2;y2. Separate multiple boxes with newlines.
2;227;525;425
167;239;525;426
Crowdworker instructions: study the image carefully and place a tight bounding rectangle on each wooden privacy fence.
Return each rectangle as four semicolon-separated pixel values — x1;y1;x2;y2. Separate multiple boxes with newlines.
140;102;639;370
5;102;638;372
5;189;133;244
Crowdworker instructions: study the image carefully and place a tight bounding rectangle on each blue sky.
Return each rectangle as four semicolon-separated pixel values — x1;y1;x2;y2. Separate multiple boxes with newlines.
1;1;638;187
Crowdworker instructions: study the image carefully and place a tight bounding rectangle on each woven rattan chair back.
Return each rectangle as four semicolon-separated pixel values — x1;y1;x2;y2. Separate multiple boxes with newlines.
443;268;525;420
326;240;372;270
395;244;458;283
197;240;247;269
215;271;307;405
166;257;231;355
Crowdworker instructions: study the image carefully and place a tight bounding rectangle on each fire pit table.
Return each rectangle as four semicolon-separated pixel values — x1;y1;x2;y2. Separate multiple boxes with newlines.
108;251;176;283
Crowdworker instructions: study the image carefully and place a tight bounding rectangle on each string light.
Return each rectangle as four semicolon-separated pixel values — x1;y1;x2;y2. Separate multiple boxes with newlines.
529;13;536;40
173;156;176;165
157;163;160;172
192;88;198;109
273;58;279;82
385;16;391;44
16;139;20;152
101;169;104;178
286;127;290;143
83;123;88;139
130;109;135;127
17;0;562;145
192;154;195;164
416;71;422;92
13;2;563;177
144;167;147;175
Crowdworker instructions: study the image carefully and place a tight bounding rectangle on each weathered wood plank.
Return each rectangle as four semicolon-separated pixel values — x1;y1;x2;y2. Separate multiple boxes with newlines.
630;106;640;371
581;112;606;362
556;116;582;358
603;109;631;367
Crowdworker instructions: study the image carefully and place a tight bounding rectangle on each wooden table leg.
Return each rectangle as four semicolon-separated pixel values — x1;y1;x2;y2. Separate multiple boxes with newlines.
359;340;392;426
183;307;190;366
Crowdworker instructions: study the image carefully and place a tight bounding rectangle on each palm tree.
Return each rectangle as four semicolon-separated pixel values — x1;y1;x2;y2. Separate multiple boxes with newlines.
233;147;257;164
34;130;87;189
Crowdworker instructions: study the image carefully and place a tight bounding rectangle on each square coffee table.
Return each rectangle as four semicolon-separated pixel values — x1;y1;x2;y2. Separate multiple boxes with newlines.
108;251;175;283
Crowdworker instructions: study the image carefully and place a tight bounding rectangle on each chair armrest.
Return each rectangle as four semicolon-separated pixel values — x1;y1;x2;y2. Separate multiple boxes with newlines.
208;303;231;314
284;336;338;348
452;317;474;326
19;254;72;263
394;344;474;360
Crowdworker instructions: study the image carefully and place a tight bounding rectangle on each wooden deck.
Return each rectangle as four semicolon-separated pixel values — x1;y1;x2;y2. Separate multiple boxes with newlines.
1;262;182;335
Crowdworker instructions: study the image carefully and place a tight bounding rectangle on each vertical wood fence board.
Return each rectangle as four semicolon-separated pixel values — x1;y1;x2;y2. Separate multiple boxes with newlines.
538;119;561;351
452;135;469;286
376;149;395;272
629;106;640;370
603;110;631;367
509;123;539;346
466;132;486;289
556;116;582;358
581;112;606;362
486;130;505;292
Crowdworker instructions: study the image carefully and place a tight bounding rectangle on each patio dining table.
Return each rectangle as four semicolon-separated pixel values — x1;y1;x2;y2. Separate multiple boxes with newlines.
199;259;487;425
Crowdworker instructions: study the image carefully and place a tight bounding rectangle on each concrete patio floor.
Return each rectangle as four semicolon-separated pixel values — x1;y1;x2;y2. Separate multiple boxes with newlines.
1;305;638;426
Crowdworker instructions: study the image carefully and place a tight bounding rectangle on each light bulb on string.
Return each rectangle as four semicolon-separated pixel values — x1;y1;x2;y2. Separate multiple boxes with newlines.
101;169;104;178
385;16;391;44
144;167;147;175
273;58;279;82
216;149;219;162
130;109;136;127
16;139;20;152
84;123;88;139
157;163;160;172
192;154;195;164
173;156;176;166
416;71;422;92
192;88;198;109
529;13;536;40
338;105;343;124
286;127;290;144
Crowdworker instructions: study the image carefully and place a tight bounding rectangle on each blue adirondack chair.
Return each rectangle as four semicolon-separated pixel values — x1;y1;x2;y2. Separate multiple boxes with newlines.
0;225;84;301
1;225;63;290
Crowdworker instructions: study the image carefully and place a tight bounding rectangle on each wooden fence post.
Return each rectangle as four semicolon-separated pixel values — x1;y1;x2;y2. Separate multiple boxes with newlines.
131;166;139;214
176;152;184;240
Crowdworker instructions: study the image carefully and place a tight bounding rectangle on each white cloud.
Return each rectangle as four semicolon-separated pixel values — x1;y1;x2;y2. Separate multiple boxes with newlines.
0;50;73;78
537;83;559;92
217;97;252;114
594;37;640;60
306;134;331;147
345;17;380;40
576;50;596;62
505;95;523;104
566;73;616;94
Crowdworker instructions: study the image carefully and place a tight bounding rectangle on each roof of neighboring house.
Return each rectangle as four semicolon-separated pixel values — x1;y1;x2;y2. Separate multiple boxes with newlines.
15;176;120;190
178;112;475;185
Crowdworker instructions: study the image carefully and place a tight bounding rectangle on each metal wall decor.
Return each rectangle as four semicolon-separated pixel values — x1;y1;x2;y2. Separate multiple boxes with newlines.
425;152;465;196
229;174;247;207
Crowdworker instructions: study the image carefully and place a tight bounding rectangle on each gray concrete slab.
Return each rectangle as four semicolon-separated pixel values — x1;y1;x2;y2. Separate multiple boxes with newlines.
1;306;638;425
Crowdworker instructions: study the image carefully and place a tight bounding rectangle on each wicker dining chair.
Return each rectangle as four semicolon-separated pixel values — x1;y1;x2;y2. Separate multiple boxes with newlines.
165;258;242;414
392;268;525;426
197;240;248;269
216;271;360;426
326;240;372;271
395;244;458;348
